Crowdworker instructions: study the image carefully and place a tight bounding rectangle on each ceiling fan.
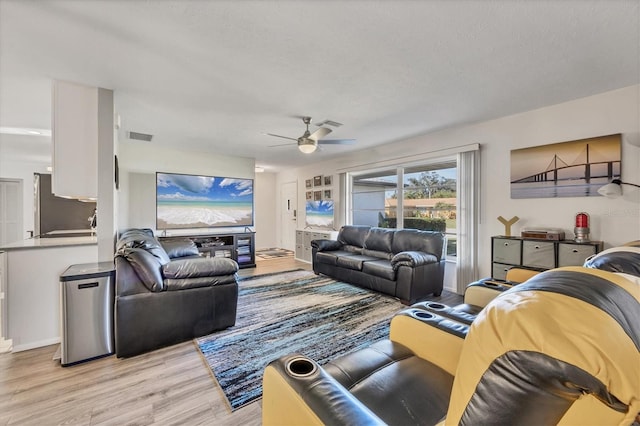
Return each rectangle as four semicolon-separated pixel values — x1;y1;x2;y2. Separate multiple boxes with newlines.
266;116;356;154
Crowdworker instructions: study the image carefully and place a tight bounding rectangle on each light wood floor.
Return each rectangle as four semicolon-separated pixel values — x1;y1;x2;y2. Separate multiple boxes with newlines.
0;255;461;425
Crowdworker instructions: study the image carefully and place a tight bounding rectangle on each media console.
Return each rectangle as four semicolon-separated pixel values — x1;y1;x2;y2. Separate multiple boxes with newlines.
159;232;255;269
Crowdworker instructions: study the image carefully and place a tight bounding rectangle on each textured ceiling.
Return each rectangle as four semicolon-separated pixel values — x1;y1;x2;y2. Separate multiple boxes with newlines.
1;0;638;171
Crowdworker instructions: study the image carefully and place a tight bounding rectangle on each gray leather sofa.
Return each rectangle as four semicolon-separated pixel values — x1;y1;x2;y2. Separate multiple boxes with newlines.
312;225;445;304
114;229;238;358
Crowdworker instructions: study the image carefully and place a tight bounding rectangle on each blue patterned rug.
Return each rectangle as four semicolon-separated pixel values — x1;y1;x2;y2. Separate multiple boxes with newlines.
196;269;404;411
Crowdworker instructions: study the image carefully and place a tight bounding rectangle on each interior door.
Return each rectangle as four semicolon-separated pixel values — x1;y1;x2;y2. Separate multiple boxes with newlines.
280;181;297;250
0;179;23;246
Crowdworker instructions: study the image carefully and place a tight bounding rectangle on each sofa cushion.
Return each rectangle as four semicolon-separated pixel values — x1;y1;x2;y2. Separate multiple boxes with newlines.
338;225;371;248
363;227;394;253
343;244;363;254
315;250;342;265
336;254;380;271
324;340;453;426
316;250;354;265
362;249;393;260
160;238;200;258
121;247;164;292
362;259;396;281
162;257;239;279
392;229;443;260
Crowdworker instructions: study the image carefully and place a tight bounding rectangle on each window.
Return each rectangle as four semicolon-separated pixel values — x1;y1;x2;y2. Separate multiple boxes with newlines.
350;169;398;228
348;159;457;258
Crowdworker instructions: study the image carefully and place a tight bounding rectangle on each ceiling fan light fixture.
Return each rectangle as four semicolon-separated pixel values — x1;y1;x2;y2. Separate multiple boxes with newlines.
298;140;317;154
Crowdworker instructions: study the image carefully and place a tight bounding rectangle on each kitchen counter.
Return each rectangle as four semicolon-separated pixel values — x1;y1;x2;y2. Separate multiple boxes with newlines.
0;235;97;251
1;237;98;351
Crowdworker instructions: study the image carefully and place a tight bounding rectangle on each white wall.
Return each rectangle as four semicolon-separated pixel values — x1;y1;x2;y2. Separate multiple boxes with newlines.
117;142;257;236
0;134;51;241
254;172;277;249
276;85;640;279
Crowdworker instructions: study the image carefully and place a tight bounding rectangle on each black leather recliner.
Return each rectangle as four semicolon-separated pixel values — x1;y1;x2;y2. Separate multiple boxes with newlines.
114;229;238;357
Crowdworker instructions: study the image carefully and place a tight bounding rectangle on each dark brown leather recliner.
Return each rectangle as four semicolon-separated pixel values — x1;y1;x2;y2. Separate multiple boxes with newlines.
114;229;238;357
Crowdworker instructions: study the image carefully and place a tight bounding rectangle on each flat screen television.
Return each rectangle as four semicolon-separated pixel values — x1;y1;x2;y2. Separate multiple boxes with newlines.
305;200;334;229
156;172;254;230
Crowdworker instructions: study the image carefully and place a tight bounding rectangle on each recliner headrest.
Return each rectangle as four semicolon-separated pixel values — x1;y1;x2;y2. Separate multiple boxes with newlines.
583;246;640;278
115;228;170;265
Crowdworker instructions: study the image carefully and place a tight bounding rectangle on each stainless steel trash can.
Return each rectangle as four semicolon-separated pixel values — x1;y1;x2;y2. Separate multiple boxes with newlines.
59;262;115;366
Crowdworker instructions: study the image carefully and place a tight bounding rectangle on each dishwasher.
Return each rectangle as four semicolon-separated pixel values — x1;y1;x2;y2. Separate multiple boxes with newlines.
59;262;115;366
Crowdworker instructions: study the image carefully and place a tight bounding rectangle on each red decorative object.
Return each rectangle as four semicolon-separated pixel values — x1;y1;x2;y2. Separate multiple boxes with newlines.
574;212;590;243
575;212;589;228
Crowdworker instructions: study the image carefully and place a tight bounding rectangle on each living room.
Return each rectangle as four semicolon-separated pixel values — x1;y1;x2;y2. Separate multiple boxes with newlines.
1;1;639;424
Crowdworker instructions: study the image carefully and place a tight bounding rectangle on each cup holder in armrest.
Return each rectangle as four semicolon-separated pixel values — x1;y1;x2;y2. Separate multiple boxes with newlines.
424;302;446;310
286;357;318;378
410;310;434;320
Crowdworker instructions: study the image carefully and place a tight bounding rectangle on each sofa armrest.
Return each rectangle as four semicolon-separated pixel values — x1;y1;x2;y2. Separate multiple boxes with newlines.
162;257;238;279
389;309;466;375
391;251;438;270
311;239;343;251
119;248;164;292
262;354;384;426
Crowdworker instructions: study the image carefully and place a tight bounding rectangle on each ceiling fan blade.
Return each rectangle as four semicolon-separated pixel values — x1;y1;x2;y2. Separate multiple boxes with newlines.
265;133;297;141
308;127;332;141
268;142;297;147
318;139;357;145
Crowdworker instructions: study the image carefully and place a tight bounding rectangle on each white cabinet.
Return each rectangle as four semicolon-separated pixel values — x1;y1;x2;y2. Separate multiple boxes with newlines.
52;80;99;199
295;230;338;263
5;243;98;352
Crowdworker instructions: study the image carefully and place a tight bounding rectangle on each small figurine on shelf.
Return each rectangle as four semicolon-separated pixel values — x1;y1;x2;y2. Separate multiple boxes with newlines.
88;208;97;235
574;212;590;243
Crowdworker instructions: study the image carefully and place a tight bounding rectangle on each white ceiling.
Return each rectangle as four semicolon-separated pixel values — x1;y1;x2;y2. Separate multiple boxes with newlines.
1;0;638;171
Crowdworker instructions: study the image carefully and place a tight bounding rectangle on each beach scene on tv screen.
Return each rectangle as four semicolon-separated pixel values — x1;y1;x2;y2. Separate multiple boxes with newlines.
157;173;253;229
306;200;334;228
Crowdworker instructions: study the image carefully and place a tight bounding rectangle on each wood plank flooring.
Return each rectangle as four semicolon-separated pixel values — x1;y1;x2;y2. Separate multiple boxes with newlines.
0;255;462;425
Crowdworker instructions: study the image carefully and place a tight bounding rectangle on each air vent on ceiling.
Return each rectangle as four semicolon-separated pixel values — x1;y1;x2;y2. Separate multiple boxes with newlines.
128;131;153;142
315;119;343;128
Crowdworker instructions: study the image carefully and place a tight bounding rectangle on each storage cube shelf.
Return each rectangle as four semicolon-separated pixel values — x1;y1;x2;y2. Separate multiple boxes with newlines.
295;230;338;263
491;236;603;280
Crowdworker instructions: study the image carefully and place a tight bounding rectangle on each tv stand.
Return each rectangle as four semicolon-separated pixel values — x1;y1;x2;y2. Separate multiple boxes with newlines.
159;231;256;269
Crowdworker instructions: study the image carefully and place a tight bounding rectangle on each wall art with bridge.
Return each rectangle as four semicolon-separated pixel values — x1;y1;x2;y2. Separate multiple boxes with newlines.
510;134;621;199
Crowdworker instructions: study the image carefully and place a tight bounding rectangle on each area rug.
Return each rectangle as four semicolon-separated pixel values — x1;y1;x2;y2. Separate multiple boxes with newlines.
255;247;294;260
196;269;404;411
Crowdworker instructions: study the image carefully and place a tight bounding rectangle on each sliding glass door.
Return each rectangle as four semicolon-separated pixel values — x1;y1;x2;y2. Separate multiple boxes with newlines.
345;145;480;293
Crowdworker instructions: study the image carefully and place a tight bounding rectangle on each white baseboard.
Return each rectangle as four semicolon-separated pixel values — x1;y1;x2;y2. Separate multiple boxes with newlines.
0;338;12;354
12;337;60;353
